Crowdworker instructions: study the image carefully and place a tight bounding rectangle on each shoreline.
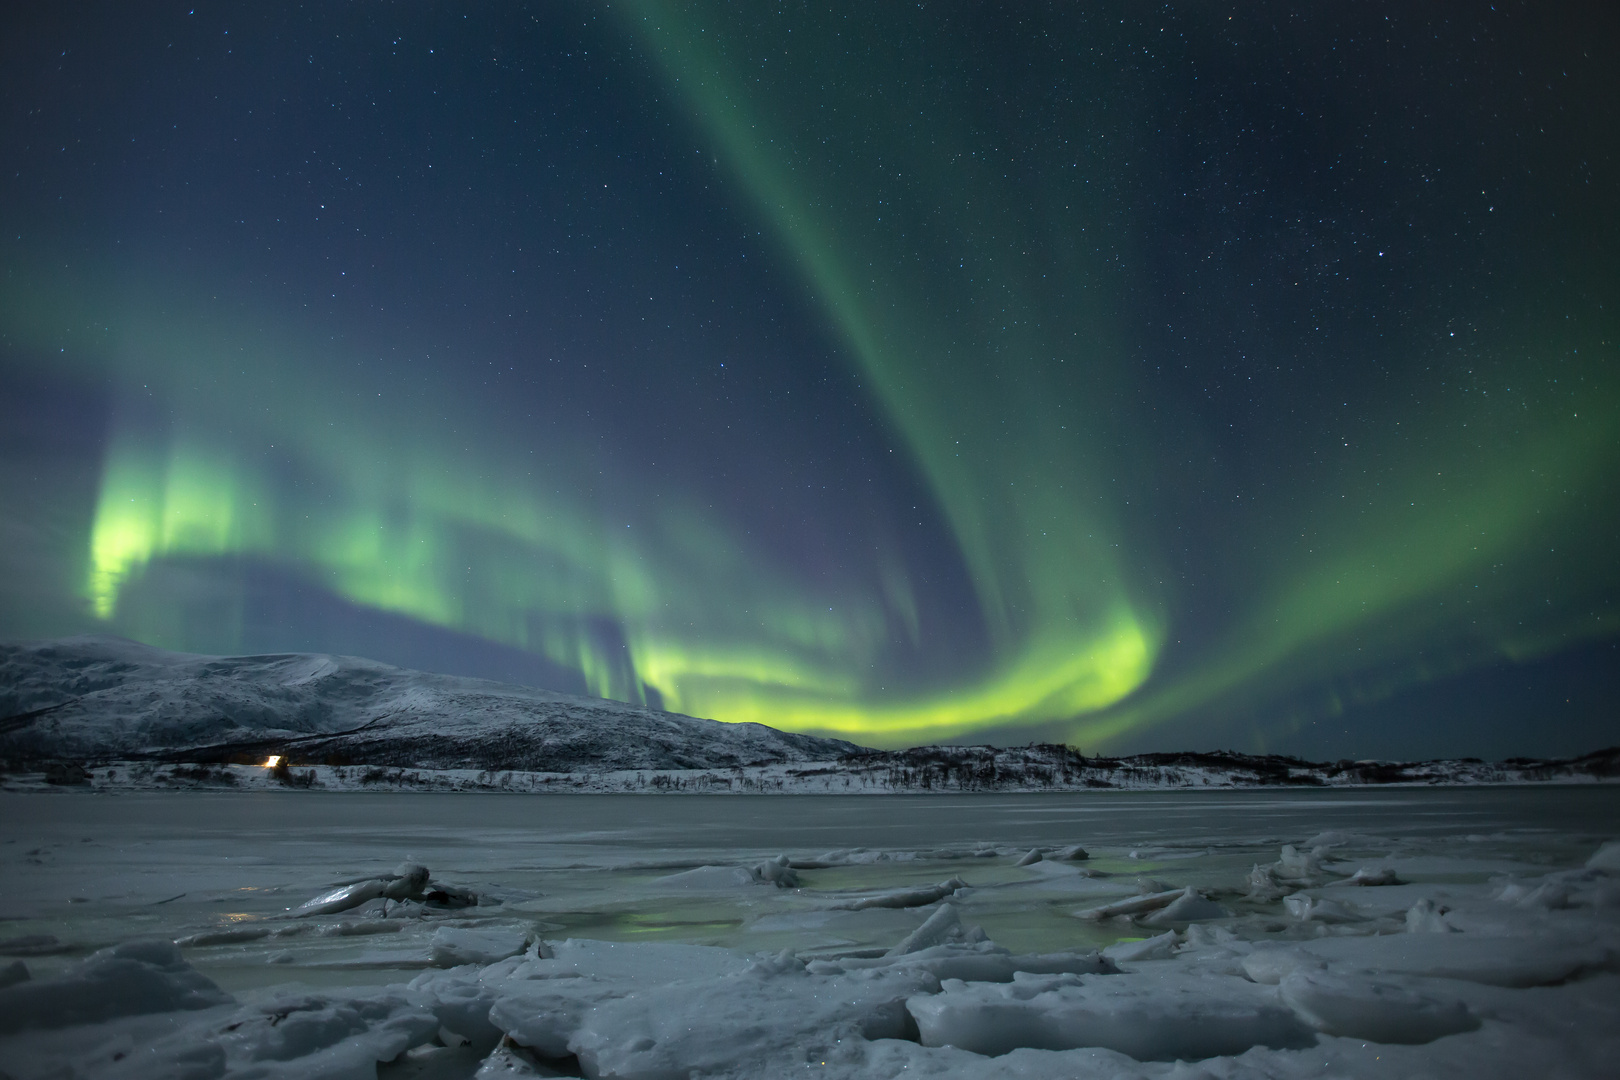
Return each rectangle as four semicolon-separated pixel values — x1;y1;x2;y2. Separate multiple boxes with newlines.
5;755;1618;795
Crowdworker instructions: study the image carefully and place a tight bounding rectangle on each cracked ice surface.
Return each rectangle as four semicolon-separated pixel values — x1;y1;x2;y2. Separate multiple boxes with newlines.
0;787;1616;1078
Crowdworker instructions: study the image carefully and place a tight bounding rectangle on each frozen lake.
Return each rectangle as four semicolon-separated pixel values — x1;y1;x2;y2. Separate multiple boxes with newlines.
3;786;1618;1077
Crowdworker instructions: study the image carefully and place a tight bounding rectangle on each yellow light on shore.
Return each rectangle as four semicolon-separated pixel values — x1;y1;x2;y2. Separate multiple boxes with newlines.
263;755;282;768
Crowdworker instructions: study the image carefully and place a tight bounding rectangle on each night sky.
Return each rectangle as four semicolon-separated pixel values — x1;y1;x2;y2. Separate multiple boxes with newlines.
2;2;1616;759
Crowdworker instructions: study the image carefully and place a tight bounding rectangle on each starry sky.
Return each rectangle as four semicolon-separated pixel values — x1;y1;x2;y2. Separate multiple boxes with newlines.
2;2;1616;759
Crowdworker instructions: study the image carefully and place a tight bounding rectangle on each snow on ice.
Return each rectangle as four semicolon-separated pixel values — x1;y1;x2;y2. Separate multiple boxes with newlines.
0;788;1617;1077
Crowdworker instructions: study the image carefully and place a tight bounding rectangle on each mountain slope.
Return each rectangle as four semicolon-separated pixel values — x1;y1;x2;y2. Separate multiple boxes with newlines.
0;636;861;770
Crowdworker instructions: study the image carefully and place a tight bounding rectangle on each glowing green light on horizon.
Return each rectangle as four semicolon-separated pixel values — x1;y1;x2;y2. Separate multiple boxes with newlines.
1075;387;1620;747
635;605;1153;741
80;400;1154;744
89;437;271;617
613;0;1165;738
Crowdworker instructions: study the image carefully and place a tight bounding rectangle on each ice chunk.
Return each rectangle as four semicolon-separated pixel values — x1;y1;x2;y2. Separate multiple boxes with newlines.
651;857;801;889
488;939;754;1058
490;979;620;1059
1584;878;1620;909
1279;970;1479;1043
1072;887;1183;920
1328;866;1402;887
0;938;231;1033
294;863;430;916
1255;930;1616;988
1245;862;1286;901
293;878;387;917
384;862;432;900
811;847;923;865
318;919;409;938
1181;923;1241;951
651;864;759;889
0;933;68;957
409;969;507;1052
431;925;531;967
1276;844;1323;880
1052;844;1090;861
1510;879;1574;909
1284;893;1362;924
1405;898;1459;933
1587;841;1620;872
1493;874;1583;908
474;1042;557;1077
906;968;1314;1060
1103;930;1180;963
424;882;481;909
886;902;962;955
836;877;967;910
1015;848;1043;866
1242;946;1327;985
567;955;930;1078
0;985;439;1080
214;989;439;1070
810;941;1115;983
1139;888;1227;927
176;925;277;946
752;854;802;887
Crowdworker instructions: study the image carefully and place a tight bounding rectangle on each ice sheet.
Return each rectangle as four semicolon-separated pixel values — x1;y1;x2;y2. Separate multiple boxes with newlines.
0;786;1615;1078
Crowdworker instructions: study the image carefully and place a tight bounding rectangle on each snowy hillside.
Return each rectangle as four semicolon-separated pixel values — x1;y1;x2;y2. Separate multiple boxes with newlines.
3;637;1616;789
0;636;859;771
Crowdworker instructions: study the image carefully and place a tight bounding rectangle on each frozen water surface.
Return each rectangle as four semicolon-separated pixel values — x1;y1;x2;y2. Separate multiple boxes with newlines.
1;786;1616;1077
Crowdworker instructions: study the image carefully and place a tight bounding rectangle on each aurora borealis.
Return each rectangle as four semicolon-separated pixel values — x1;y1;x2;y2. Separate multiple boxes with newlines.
2;2;1616;757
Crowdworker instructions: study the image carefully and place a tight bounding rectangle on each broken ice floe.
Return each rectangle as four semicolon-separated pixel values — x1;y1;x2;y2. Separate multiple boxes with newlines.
1241;927;1617;988
0;932;71;957
292;862;436;916
1405;897;1460;933
1587;840;1620;871
650;855;803;890
0;947;440;1080
1072;886;1186;921
8;925;1612;1080
1327;866;1402;887
833;876;969;910
908;967;1315;1060
1139;888;1228;927
886;901;966;955
1278;969;1479;1043
429;925;532;968
1102;929;1181;963
0;939;230;1035
6;884;1620;1078
1283;893;1363;924
7;812;1620;1078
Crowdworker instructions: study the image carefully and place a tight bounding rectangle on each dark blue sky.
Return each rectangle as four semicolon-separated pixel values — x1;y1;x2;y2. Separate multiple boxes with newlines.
2;2;1616;759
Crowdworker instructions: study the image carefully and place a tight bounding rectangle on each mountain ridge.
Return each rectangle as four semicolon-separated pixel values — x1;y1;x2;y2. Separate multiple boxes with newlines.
3;637;1616;790
0;635;861;771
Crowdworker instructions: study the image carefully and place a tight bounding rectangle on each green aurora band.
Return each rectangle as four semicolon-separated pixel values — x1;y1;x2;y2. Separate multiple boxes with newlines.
15;271;911;731
616;2;1619;747
2;4;1614;750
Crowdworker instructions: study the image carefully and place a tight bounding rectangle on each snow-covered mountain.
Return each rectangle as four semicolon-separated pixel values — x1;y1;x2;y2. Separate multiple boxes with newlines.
0;636;861;771
4;637;1616;789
